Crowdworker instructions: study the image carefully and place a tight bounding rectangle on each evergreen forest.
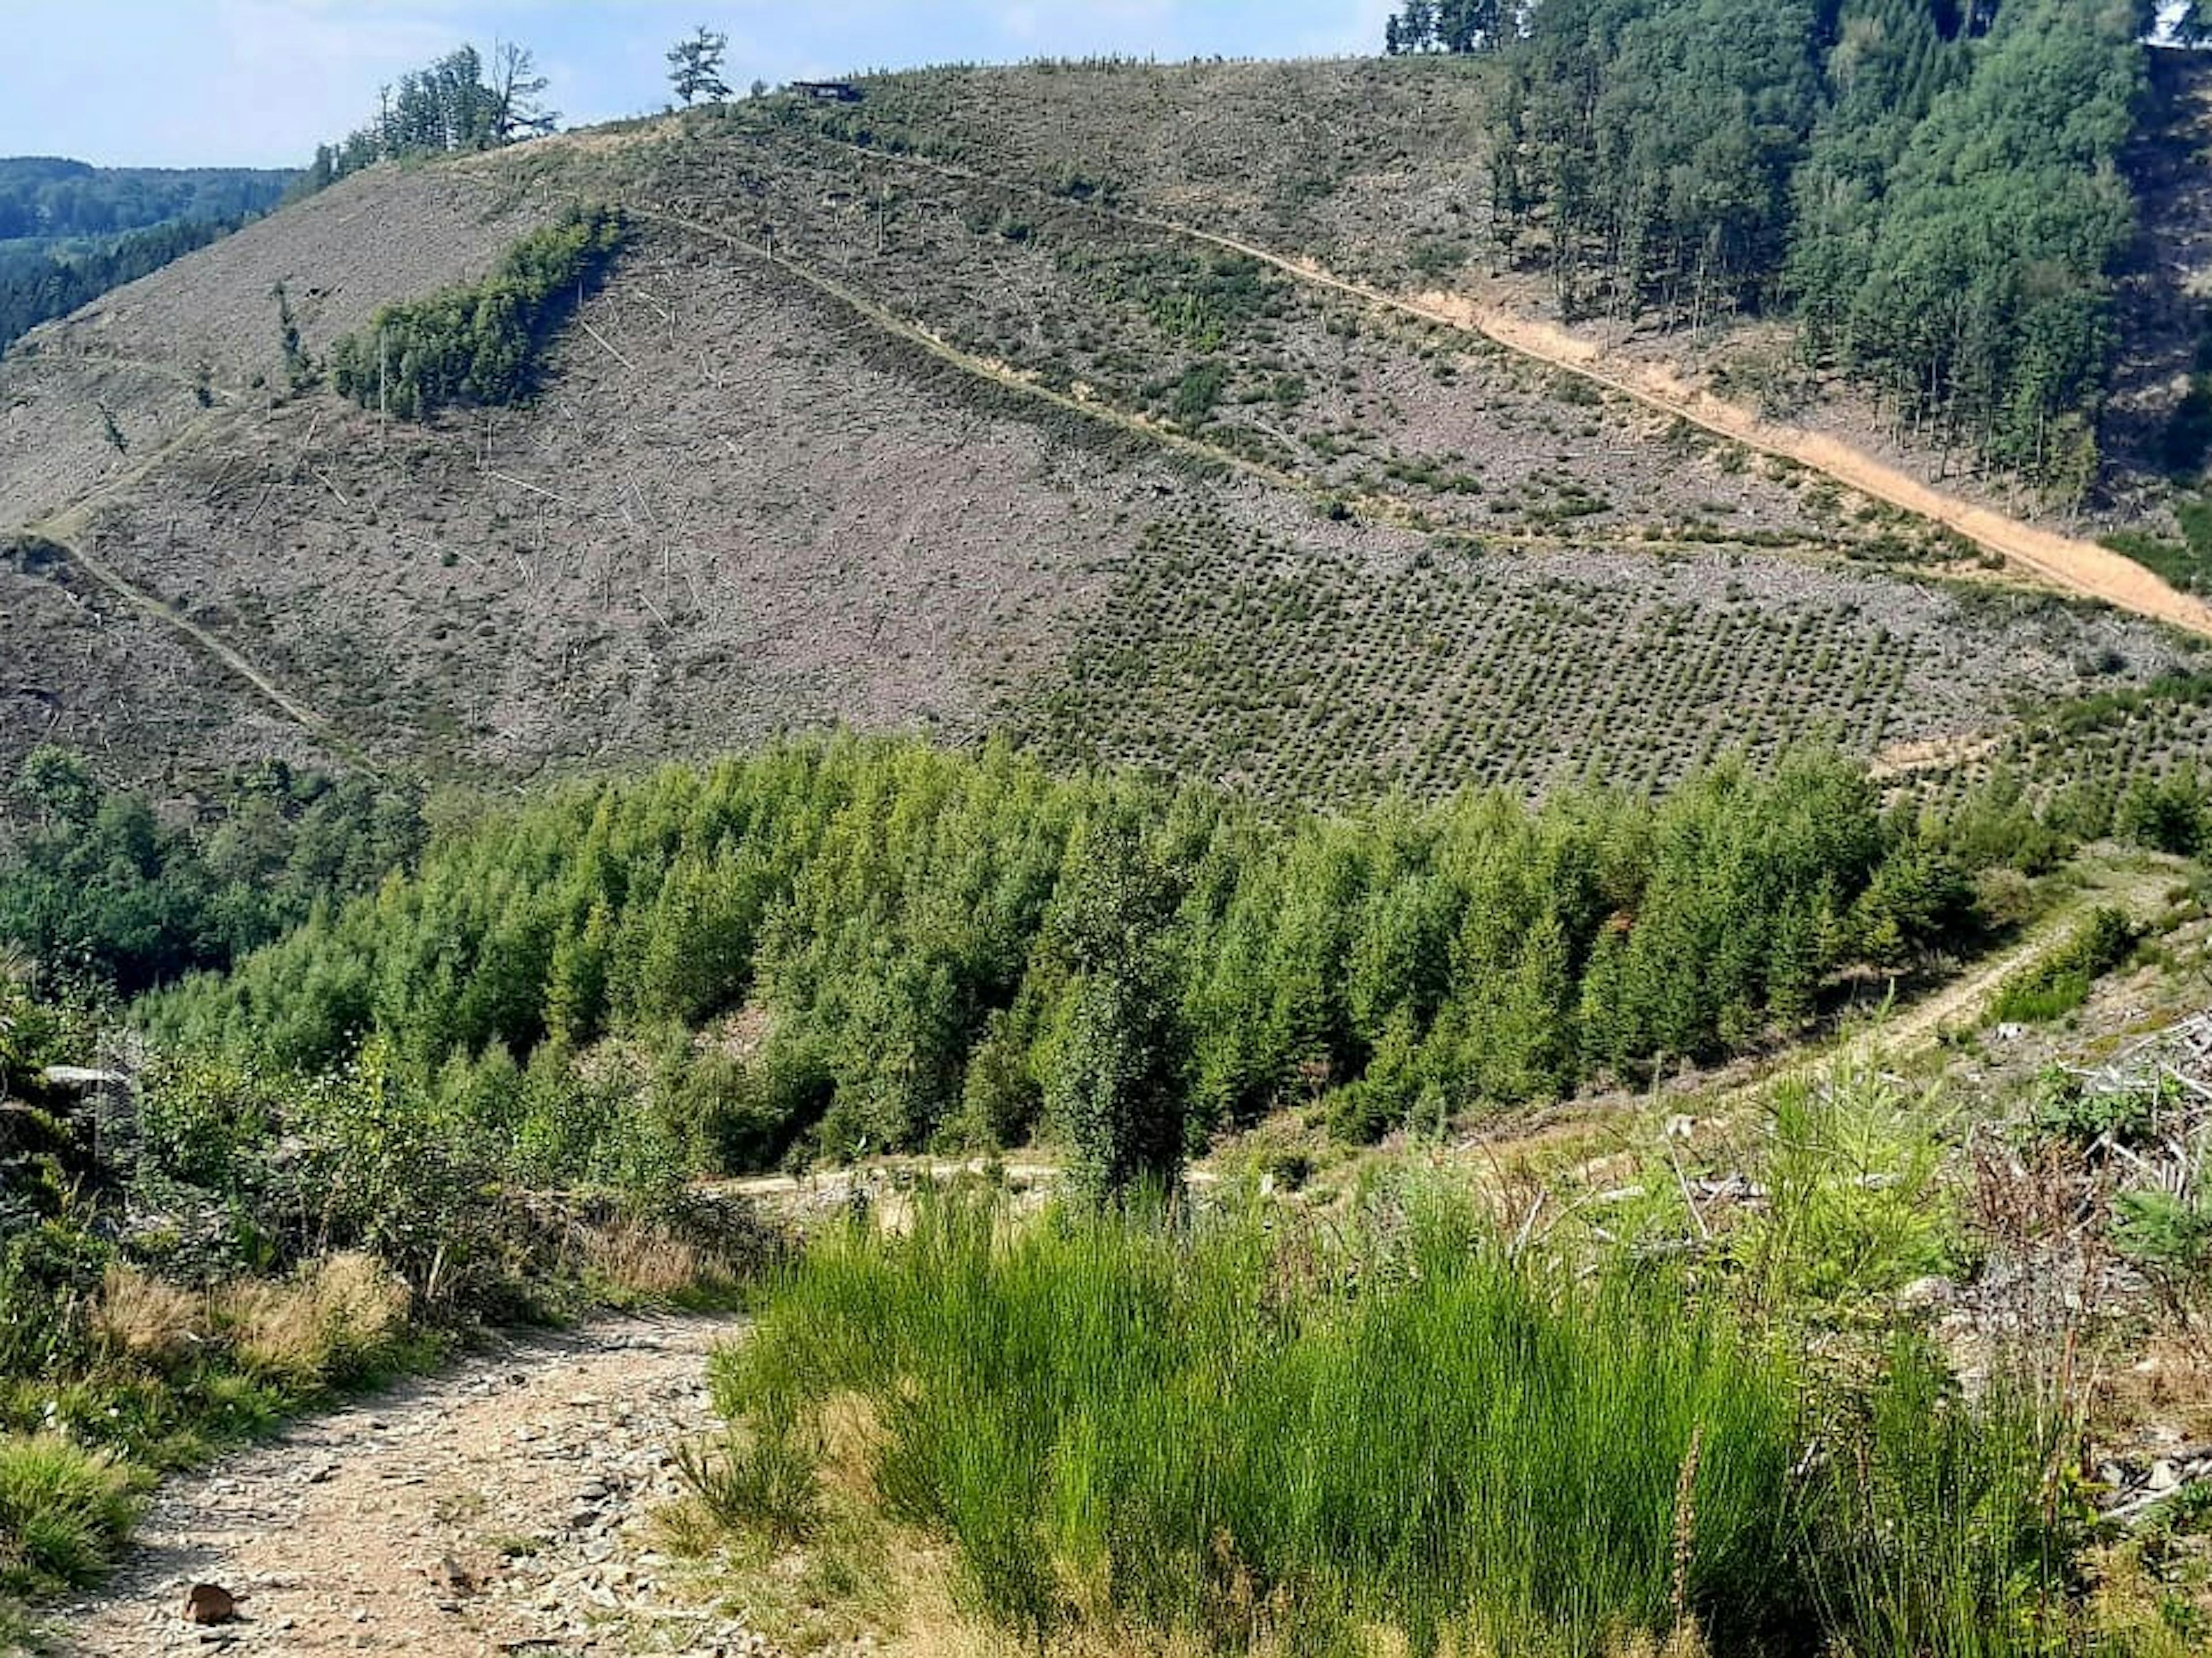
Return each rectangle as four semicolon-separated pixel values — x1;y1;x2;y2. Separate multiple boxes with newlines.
1392;0;2162;488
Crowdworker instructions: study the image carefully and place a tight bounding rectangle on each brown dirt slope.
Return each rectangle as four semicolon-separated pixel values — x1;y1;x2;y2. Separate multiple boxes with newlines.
0;71;2204;803
1;166;552;530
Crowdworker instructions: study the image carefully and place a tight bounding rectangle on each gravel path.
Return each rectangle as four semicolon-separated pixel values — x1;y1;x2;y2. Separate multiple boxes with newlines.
50;1314;759;1657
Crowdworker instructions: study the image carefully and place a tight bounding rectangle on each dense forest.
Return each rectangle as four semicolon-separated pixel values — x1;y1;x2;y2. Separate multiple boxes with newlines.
328;205;627;419
86;736;2110;1197
0;750;425;998
0;159;289;242
1391;0;2162;493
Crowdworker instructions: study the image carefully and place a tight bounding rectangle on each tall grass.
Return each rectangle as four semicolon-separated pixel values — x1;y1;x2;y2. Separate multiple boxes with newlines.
715;1190;2084;1657
0;1435;143;1598
1798;1341;2075;1658
724;1194;1778;1654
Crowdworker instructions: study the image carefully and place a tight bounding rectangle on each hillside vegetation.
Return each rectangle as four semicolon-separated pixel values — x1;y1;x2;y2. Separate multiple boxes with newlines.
12;24;2212;1645
1491;0;2141;487
0;158;293;356
134;739;1999;1177
729;1190;2073;1657
6;42;2211;801
0;160;289;243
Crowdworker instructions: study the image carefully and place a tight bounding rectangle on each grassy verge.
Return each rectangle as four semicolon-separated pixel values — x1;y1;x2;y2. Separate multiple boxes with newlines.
696;1183;2077;1658
1990;906;2139;1026
0;1436;143;1603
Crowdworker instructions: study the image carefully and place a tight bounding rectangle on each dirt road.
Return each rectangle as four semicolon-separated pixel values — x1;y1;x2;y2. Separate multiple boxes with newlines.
1138;210;2212;640
819;135;2212;641
50;1315;754;1658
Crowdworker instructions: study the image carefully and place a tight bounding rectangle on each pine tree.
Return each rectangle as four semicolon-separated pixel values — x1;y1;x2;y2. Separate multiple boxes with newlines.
1048;817;1184;1202
668;25;733;107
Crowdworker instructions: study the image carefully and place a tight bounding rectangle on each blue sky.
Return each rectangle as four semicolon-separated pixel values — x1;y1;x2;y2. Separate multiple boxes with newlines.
1;1;1394;169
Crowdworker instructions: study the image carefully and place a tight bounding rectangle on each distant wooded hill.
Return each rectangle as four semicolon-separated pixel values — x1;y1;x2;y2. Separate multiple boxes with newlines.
0;157;294;355
0;157;292;242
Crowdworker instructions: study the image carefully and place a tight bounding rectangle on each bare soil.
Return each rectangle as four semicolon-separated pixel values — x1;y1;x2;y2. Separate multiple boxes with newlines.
1419;295;2212;638
48;1315;754;1658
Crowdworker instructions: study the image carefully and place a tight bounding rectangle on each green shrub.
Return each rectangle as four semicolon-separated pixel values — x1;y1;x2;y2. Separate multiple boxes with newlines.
1990;908;2138;1027
2112;1186;2212;1329
1733;1065;1953;1308
1171;358;1226;424
2029;1068;2180;1148
1800;1340;2078;1658
675;1412;824;1547
2116;768;2209;858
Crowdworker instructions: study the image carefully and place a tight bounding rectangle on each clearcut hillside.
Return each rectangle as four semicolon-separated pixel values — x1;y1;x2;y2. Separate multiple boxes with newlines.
2;57;2206;809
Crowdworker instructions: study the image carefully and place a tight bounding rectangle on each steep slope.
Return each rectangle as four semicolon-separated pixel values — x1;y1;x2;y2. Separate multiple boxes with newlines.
2;67;2205;806
819;54;2212;542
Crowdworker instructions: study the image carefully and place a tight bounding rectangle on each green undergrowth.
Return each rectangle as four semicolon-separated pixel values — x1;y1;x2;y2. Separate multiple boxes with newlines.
0;1435;144;1602
703;1185;2079;1658
1990;906;2141;1026
0;959;774;1623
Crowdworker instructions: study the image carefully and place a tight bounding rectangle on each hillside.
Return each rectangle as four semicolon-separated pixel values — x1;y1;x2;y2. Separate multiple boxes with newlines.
0;158;290;246
14;34;2212;1656
0;158;296;355
5;57;2212;813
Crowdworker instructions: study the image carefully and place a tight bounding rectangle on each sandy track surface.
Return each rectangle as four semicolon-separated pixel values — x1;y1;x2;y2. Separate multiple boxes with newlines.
50;1315;757;1658
820;135;2212;641
1146;213;2212;639
1186;227;2212;639
1415;293;2212;640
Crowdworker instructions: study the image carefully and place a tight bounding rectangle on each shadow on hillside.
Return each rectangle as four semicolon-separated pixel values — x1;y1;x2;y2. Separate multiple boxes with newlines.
2107;47;2212;493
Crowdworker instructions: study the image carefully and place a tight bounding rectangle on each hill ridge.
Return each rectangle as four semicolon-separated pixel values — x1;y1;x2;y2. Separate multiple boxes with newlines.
4;62;2206;804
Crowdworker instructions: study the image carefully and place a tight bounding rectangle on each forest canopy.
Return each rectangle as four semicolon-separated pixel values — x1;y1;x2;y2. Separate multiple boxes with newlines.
0;159;290;243
0;160;292;355
327;204;627;419
1391;0;2162;492
118;737;2054;1195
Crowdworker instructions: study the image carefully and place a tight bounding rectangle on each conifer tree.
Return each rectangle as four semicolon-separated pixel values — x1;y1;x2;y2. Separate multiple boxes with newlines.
1048;817;1184;1201
668;25;734;107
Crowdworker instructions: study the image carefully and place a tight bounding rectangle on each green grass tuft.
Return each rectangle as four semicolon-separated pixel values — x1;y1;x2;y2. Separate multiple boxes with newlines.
716;1189;2077;1657
0;1434;145;1599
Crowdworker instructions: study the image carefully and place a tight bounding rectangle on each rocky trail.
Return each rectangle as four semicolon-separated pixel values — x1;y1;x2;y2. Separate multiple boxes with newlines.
49;1315;757;1658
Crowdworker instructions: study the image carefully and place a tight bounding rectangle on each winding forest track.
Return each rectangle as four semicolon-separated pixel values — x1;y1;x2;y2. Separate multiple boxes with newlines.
808;135;2212;641
33;528;368;770
50;1314;751;1658
13;401;370;769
